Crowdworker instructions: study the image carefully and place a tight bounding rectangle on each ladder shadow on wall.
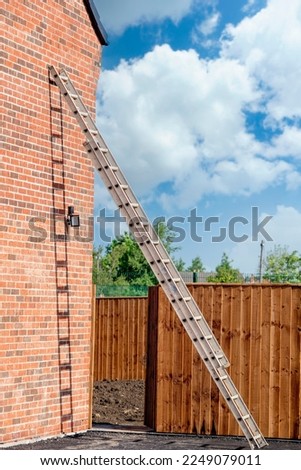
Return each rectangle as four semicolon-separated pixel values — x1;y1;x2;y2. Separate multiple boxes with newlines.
48;73;74;433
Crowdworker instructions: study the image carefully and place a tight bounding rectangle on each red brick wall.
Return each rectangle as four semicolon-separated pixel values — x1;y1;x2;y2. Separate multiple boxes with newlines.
1;0;102;443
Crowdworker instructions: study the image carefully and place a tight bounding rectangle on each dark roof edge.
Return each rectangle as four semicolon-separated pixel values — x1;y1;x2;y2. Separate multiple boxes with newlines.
83;0;109;46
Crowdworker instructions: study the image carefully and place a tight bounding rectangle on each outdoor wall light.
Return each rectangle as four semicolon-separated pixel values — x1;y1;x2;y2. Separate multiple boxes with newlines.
66;206;80;227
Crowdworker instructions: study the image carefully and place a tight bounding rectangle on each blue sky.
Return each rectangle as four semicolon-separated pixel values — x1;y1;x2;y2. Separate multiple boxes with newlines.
92;0;301;274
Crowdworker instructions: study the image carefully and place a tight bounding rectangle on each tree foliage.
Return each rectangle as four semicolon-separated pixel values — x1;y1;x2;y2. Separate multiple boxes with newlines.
92;221;180;289
263;245;301;283
187;256;205;272
154;220;179;256
93;233;156;287
174;257;186;271
207;253;242;283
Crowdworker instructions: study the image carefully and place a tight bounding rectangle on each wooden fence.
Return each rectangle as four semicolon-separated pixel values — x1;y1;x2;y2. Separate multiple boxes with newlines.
93;284;300;439
145;284;301;440
93;296;148;381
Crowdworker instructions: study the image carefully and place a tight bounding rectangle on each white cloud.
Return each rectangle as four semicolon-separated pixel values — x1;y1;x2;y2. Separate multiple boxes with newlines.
97;42;295;210
191;11;221;48
267;205;301;247
230;205;301;273
242;0;266;13
94;0;197;35
221;0;301;123
197;12;220;36
95;0;301;211
266;126;301;160
94;173;115;212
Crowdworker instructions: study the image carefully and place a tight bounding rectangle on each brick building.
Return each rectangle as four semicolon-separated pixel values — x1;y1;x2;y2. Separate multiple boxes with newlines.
1;0;107;444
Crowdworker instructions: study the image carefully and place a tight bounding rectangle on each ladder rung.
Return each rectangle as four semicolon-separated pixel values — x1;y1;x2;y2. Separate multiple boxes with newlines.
80;112;88;118
60;74;68;82
183;296;191;301
173;278;181;282
131;203;139;208
230;394;239;399
217;367;227;380
110;166;119;171
241;414;250;421
216;353;225;359
194;316;203;321
219;374;228;381
90;130;98;135
120;184;128;189
162;259;170;263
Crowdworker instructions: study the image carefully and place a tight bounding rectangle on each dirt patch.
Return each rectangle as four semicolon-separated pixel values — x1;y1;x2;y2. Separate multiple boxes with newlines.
92;380;145;426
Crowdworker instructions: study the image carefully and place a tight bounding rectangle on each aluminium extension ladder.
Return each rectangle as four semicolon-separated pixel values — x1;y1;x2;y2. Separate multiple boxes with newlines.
49;65;268;450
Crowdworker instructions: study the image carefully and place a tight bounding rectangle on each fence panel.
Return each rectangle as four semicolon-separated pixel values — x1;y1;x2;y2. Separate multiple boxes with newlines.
94;296;148;381
145;284;301;440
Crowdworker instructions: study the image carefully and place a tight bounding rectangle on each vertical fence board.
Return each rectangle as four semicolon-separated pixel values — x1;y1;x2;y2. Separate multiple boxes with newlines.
279;287;291;436
290;287;301;439
171;309;184;433
250;285;262;428
270;287;281;437
159;287;173;432
182;323;193;433
145;287;158;429
220;286;232;435
229;286;243;436
261;286;272;436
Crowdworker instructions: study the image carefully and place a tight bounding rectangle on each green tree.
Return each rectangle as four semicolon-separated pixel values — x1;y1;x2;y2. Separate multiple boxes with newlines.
263;245;301;283
153;220;180;256
92;221;181;291
187;256;205;272
207;253;242;283
92;245;113;285
102;233;157;286
174;257;186;271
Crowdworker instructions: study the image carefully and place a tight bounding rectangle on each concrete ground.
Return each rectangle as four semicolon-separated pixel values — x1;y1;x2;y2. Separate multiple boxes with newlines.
2;425;301;450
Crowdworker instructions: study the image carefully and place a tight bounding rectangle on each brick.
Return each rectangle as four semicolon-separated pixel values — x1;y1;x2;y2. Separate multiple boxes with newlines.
1;0;102;444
